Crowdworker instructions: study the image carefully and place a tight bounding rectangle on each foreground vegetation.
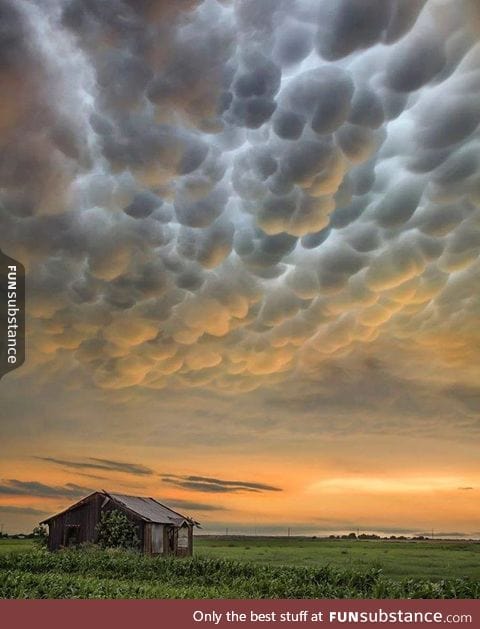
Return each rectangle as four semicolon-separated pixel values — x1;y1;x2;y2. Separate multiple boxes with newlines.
0;547;479;599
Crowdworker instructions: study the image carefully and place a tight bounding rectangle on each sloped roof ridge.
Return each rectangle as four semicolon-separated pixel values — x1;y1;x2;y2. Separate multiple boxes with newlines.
41;490;198;526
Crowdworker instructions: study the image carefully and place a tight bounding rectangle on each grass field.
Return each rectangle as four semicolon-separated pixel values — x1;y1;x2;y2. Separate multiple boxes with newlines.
0;538;479;599
195;537;480;581
0;540;33;554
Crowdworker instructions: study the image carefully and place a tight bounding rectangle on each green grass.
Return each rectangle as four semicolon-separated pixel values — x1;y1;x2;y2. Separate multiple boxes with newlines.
0;547;479;599
0;538;479;598
0;539;34;554
195;537;480;581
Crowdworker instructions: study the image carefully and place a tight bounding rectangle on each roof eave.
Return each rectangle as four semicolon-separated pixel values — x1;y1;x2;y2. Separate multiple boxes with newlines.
39;491;100;524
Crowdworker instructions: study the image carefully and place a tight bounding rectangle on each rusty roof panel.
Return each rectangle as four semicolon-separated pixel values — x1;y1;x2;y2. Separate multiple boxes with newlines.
108;492;192;525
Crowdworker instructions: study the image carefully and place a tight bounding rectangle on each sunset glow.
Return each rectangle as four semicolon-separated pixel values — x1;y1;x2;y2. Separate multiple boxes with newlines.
0;0;479;539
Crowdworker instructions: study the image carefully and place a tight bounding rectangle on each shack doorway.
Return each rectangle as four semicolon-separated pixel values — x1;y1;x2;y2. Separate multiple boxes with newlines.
151;524;163;554
167;526;177;554
64;525;80;547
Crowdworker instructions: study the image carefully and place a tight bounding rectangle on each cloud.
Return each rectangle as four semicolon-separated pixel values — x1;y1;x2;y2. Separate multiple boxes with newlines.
161;474;282;494
0;505;48;516
36;457;154;476
446;386;480;412
167;499;225;512
0;0;478;404
433;531;470;538
0;480;94;499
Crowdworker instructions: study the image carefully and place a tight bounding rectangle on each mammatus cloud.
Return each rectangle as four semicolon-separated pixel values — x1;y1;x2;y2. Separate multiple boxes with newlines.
36;457;154;476
162;474;282;493
0;480;94;499
0;0;479;396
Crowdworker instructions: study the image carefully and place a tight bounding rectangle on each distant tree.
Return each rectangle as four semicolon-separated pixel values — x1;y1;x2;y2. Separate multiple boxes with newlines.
347;532;357;539
32;524;48;548
96;510;140;550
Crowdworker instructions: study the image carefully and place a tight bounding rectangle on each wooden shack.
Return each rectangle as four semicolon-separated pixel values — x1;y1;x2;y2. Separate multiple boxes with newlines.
40;491;199;556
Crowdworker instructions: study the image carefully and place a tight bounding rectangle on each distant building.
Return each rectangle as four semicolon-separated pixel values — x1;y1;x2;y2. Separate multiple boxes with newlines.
40;491;199;556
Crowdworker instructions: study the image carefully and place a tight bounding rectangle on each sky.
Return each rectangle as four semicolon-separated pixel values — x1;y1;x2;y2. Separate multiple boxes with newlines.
0;0;479;537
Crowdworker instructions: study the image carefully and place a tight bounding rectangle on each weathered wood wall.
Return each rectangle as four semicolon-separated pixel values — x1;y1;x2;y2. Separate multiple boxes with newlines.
144;523;164;554
47;493;102;551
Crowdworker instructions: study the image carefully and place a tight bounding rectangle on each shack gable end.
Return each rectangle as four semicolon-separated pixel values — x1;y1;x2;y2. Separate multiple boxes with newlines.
45;493;103;551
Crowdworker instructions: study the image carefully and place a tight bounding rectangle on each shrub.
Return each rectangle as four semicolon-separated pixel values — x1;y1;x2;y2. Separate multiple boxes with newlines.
32;525;48;548
95;511;140;551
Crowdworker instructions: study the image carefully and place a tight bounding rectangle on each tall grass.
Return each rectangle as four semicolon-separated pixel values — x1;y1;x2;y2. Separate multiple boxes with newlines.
0;549;478;599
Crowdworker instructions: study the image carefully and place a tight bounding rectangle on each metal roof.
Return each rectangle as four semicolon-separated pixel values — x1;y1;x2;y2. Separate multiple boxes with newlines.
107;492;196;525
41;491;199;526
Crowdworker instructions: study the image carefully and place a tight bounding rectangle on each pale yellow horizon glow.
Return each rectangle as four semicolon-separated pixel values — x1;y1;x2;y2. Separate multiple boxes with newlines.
307;475;478;494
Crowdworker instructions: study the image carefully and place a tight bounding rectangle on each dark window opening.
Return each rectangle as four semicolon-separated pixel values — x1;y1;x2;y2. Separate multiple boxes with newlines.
65;525;80;547
167;527;177;553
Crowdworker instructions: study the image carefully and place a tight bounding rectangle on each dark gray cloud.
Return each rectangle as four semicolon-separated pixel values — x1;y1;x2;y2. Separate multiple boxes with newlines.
433;531;471;538
445;386;480;412
162;474;282;494
0;480;93;499
0;505;48;516
0;0;478;401
36;457;154;476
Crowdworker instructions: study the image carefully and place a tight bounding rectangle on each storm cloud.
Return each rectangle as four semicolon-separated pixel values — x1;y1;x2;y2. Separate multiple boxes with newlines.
0;0;478;400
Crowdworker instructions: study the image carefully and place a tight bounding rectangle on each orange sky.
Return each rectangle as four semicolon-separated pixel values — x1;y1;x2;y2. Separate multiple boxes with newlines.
1;379;479;536
1;0;480;537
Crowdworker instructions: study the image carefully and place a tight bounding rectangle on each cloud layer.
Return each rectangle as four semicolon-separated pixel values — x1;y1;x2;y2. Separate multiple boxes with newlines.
37;457;154;476
162;474;282;493
0;480;93;499
0;0;479;398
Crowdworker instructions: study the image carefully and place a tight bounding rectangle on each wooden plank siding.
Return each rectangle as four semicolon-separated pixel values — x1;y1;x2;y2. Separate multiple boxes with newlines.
144;523;165;554
47;493;102;551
